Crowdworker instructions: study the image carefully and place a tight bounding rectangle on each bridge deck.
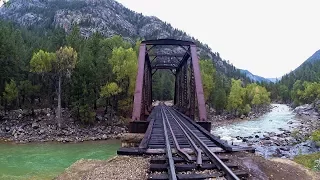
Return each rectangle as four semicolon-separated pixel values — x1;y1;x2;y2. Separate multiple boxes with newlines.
118;105;255;179
139;105;254;153
121;105;256;179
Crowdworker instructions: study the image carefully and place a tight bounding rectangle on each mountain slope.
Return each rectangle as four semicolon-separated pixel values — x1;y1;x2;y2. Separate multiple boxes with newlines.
240;69;274;83
0;0;252;80
306;49;320;63
280;49;320;88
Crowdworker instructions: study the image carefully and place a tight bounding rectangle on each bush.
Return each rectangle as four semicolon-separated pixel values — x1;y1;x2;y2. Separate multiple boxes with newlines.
72;104;96;124
314;159;320;171
79;105;96;124
311;129;320;146
240;104;251;116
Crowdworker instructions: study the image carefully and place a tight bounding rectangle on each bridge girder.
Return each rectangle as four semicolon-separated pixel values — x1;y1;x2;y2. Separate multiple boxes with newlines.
131;39;207;122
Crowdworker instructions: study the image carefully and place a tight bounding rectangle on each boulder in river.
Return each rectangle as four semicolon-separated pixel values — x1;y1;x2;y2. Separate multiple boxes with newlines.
32;122;40;129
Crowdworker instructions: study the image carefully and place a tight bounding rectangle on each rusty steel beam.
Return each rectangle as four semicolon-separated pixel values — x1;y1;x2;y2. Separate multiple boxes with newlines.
189;63;195;119
177;52;190;70
152;66;177;70
190;45;207;121
148;54;186;57
132;44;146;121
142;39;195;46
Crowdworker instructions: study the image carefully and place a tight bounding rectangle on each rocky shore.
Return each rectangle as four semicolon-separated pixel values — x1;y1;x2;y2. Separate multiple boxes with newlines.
0;108;127;143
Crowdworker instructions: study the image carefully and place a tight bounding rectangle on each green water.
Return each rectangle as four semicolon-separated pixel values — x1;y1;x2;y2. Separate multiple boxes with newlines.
0;140;121;180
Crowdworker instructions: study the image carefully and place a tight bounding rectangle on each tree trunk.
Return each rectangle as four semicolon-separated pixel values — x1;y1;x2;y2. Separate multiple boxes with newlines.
57;75;62;128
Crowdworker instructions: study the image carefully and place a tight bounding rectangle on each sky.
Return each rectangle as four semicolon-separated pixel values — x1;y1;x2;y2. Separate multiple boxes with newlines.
116;0;320;78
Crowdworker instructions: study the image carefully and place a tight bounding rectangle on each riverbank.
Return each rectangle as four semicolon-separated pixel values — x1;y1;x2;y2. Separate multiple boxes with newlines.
209;104;274;127
232;151;320;180
0;108;127;143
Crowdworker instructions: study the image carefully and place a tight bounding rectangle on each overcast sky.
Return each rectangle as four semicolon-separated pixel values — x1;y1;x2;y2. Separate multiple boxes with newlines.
116;0;320;78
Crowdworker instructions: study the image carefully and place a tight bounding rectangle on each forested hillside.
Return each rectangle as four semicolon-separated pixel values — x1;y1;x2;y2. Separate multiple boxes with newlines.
0;20;271;123
0;21;140;123
264;50;320;106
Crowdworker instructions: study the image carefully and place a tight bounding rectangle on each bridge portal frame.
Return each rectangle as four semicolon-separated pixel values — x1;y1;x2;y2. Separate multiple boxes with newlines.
130;39;209;132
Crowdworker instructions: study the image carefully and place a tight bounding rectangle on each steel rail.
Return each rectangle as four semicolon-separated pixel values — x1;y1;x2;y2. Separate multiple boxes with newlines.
162;106;192;162
164;106;203;167
172;107;233;151
167;107;240;180
160;107;177;180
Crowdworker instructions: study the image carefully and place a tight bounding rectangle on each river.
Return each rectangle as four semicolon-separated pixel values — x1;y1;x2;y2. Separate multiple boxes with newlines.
212;104;297;143
0;140;120;180
212;104;304;157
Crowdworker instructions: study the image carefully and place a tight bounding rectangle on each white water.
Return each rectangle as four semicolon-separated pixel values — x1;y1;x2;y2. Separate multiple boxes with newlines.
212;104;298;143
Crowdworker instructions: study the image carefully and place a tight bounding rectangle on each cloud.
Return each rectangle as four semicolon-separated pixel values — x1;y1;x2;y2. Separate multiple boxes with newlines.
116;0;320;78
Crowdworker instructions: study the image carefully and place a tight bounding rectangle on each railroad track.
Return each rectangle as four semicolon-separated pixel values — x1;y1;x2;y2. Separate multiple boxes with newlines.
147;105;248;180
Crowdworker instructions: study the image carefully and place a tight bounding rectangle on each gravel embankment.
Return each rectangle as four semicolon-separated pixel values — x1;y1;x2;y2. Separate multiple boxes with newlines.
56;156;150;180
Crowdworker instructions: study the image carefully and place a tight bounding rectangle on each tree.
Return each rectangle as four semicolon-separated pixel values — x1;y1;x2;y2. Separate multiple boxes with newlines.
199;59;215;103
100;82;122;119
30;47;77;128
291;80;304;106
300;82;320;104
101;46;137;115
18;80;40;107
3;80;18;110
227;79;245;114
251;86;270;107
55;47;78;127
213;88;227;114
279;85;290;103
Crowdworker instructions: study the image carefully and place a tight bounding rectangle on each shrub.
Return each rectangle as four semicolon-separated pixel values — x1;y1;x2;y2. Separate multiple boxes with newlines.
314;159;320;171
311;129;320;146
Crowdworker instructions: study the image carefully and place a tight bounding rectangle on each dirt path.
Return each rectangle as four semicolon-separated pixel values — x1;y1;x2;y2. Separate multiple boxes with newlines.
233;151;320;180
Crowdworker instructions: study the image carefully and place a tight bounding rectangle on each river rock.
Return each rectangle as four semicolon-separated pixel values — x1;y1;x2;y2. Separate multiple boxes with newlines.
32;122;40;129
280;147;290;151
255;135;259;138
262;140;272;145
102;134;108;139
39;129;45;135
12;129;16;136
273;148;283;157
240;115;246;119
262;136;271;140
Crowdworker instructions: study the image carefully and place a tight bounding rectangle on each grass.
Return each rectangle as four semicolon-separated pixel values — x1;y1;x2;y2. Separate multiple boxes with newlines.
294;152;320;170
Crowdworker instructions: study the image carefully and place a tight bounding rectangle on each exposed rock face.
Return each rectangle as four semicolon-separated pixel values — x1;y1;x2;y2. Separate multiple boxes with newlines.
0;0;232;73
